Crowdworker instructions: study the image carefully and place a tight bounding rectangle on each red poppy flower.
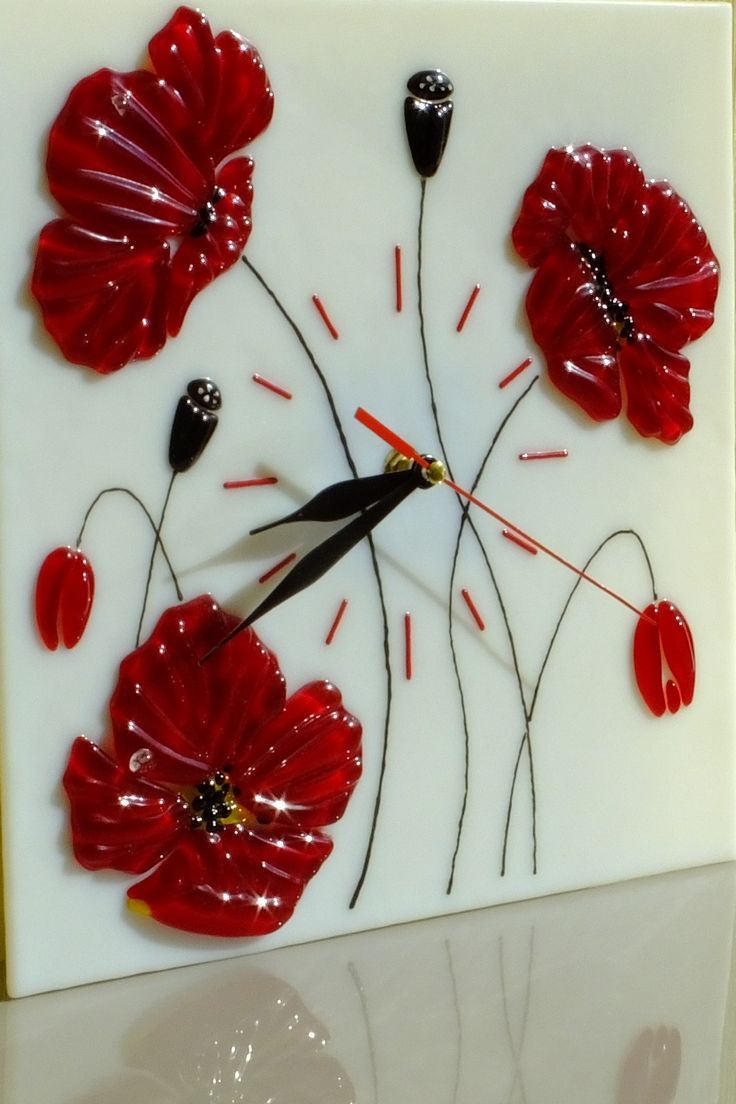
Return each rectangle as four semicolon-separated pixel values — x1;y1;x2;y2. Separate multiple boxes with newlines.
31;6;274;373
63;595;362;937
633;600;695;717
35;546;95;650
512;145;719;444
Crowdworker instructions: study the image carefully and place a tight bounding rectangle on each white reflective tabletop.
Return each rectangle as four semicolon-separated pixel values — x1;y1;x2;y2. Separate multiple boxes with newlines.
1;862;734;1102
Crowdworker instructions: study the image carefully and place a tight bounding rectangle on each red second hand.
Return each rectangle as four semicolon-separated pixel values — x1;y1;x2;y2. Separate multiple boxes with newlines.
354;407;648;622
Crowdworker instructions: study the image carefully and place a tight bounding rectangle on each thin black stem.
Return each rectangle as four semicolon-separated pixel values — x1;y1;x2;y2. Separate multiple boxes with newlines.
500;528;657;873
416;179;536;889
75;486;182;599
136;470;177;646
446;378;538;891
242;255;393;910
417;178;452;469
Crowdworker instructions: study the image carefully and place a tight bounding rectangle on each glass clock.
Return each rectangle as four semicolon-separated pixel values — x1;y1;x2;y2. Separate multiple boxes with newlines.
1;0;734;995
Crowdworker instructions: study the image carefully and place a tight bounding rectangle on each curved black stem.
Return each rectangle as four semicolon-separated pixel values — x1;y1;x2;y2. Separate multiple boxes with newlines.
242;255;393;910
445;377;538;891
75;485;182;600
136;470;177;646
415;179;536;890
500;528;656;873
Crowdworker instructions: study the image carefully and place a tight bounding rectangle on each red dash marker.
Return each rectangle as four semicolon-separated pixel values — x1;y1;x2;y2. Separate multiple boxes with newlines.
259;552;297;584
461;588;485;631
223;476;279;489
502;529;538;555
499;356;533;389
252;373;292;400
519;449;569;461
456;283;481;332
404;612;413;680
394;245;403;313
312;294;340;340
325;598;349;645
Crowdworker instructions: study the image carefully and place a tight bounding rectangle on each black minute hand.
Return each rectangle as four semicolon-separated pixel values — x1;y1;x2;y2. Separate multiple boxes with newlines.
250;470;410;533
201;459;444;662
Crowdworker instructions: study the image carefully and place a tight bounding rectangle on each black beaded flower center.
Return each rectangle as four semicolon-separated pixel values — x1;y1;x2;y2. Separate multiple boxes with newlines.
191;186;226;237
577;243;635;343
190;767;238;832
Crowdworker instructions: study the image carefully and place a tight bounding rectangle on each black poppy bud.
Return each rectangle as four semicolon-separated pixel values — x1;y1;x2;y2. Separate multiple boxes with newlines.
168;378;222;473
404;69;454;178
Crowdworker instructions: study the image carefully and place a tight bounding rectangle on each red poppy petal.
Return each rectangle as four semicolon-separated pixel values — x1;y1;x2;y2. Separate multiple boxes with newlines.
618;335;692;443
633;603;666;717
657;601;695;706
617;183;719;349
149;7;274;165
512;146;646;267
525;245;621;422
167;158;254;336
111;597;285;786
32;220;170;372
234;681;362;828
63;736;187;874
127;825;332;936
46;67;211;237
35;547;94;650
148;6;217;129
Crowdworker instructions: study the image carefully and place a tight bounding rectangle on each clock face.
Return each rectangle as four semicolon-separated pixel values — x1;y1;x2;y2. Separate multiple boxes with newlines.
2;0;734;995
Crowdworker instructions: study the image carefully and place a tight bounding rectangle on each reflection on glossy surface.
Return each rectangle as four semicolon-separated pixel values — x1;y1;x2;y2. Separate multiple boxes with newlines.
619;1027;681;1104
1;864;733;1102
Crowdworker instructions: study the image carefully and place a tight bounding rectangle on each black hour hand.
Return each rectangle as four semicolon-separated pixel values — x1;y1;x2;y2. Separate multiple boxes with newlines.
250;470;410;534
201;463;439;662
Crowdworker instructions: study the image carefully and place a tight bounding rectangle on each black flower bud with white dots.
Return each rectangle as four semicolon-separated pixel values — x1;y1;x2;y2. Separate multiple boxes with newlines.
168;378;222;473
404;69;454;179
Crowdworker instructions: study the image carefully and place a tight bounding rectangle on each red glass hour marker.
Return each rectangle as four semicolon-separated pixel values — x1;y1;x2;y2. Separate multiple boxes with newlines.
252;373;292;400
519;449;569;461
461;588;485;630
456;283;481;332
223;476;278;489
312;294;340;339
499;356;533;389
394;245;403;312
502;529;538;555
325;598;349;645
404;612;413;680
258;552;297;584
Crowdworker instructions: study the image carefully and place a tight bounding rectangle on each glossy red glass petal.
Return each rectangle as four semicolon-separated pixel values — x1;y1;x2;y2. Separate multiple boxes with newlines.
127;824;332;936
618;336;692;444
167;157;254;336
35;546;95;650
63;736;187;874
616;182;719;350
233;680;363;828
46;68;211;238
525;244;621;422
633;601;695;717
149;6;274;165
512;145;719;442
32;220;169;371
512;146;646;268
33;8;273;372
111;596;285;786
657;601;695;707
